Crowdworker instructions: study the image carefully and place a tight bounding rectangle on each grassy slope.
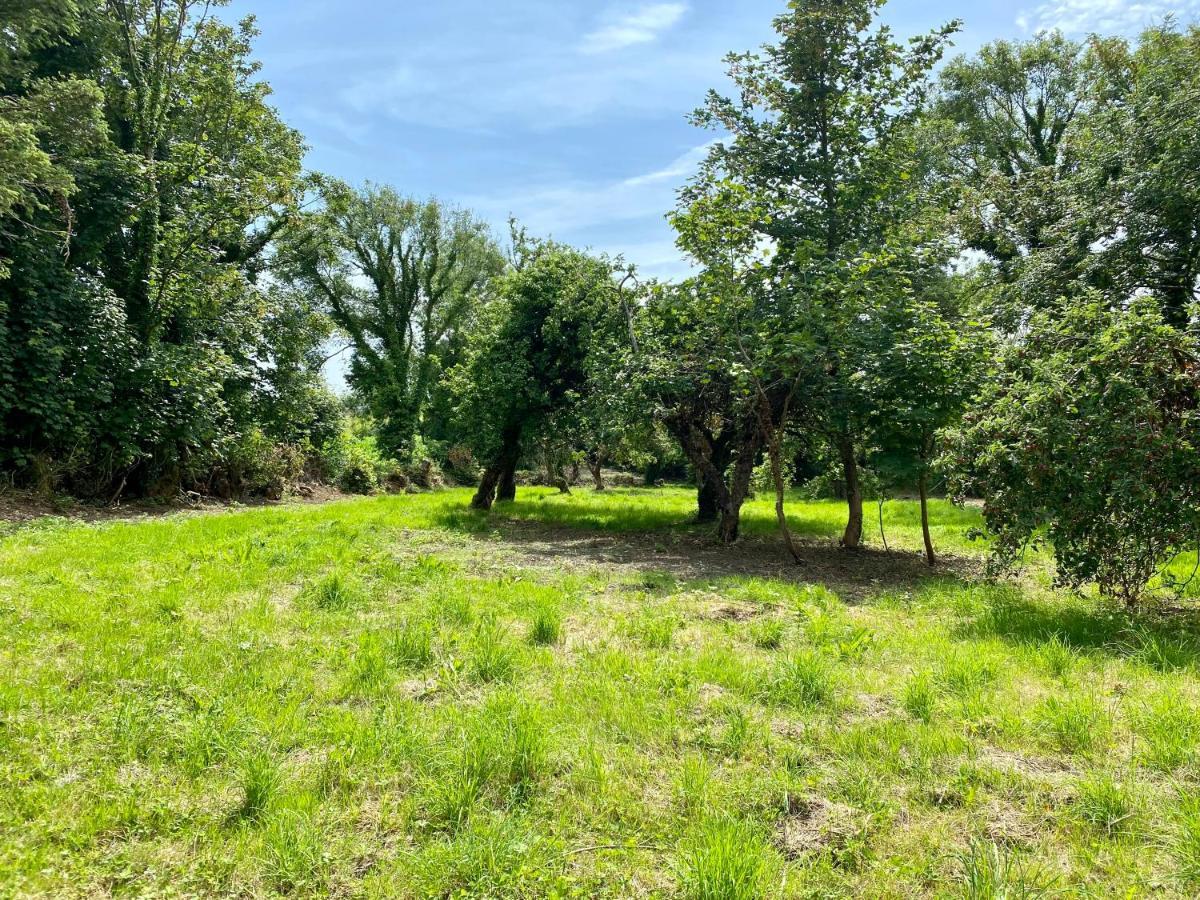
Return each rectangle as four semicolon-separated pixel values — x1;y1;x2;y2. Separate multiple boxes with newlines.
1;487;1199;898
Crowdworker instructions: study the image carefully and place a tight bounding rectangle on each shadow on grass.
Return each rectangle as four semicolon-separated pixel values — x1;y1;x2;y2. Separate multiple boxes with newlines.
431;494;983;603
959;591;1200;671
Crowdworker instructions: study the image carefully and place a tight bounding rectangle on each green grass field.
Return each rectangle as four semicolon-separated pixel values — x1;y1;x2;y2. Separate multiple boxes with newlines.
3;486;1200;897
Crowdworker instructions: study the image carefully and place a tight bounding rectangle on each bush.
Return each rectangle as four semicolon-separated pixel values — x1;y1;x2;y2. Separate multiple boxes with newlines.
319;421;400;495
445;443;480;485
201;429;304;500
946;300;1200;603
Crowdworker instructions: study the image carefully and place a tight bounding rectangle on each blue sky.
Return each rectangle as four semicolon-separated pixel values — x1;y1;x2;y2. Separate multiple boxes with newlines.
224;0;1194;288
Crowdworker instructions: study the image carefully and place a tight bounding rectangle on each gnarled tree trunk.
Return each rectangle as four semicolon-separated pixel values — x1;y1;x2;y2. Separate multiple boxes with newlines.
589;455;606;492
473;423;522;509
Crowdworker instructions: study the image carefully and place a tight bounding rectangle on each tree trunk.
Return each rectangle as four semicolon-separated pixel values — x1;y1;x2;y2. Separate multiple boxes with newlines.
497;458;518;503
547;458;570;494
472;464;502;510
695;433;732;523
838;435;864;550
590;458;606;492
763;418;803;565
919;468;936;567
718;441;759;546
697;476;720;523
474;424;522;509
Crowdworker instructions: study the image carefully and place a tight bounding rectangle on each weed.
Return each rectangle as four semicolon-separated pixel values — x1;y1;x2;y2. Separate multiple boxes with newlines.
1036;634;1077;680
937;653;997;698
957;839;1055;899
261;809;326;893
677;816;770;900
391;619;435;669
505;701;549;796
1132;693;1200;771
1170;792;1200;886
633;609;679;650
528;603;563;646
468;617;518;683
720;705;752;757
764;650;835;708
1035;694;1111;755
749;618;785;650
237;750;280;821
300;571;362;610
1073;772;1138;838
677;754;712;814
902;671;937;723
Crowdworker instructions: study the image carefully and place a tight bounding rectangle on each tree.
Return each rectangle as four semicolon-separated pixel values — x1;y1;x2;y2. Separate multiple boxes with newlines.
453;239;629;511
278;180;503;456
855;261;992;566
945;300;1200;603
934;34;1087;298
1;0;313;496
634;276;767;544
678;0;959;550
1070;25;1200;329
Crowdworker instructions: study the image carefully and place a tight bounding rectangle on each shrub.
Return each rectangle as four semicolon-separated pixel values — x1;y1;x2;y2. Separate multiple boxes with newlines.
203;428;304;500
320;422;399;495
946;300;1200;604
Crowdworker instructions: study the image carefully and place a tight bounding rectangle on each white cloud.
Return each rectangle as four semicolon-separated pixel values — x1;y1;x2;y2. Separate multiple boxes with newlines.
469;141;714;237
580;3;689;54
1017;0;1200;34
460;141;714;280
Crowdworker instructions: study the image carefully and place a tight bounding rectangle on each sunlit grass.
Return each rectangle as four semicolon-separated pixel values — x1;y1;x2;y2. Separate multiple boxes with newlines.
0;486;1198;896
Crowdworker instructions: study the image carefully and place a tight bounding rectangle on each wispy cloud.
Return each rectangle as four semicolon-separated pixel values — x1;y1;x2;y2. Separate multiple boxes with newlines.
469;141;714;236
1016;0;1200;34
462;141;713;279
581;3;689;54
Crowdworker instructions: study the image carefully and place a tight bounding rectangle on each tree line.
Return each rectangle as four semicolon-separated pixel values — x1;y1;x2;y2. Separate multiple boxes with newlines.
2;0;1198;602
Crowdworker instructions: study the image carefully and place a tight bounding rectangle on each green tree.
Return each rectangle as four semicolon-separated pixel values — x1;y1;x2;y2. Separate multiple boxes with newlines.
1072;25;1200;329
277;180;503;456
855;261;992;565
677;0;958;549
1;0;311;495
636;278;765;544
934;34;1087;297
453;239;629;510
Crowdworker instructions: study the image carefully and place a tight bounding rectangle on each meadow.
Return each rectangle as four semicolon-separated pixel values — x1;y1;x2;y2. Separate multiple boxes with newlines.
2;486;1200;898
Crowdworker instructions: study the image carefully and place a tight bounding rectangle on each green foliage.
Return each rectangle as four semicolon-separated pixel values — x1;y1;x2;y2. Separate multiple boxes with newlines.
276;180;504;455
933;33;1086;294
0;1;326;497
320;420;399;495
947;300;1200;602
452;237;632;508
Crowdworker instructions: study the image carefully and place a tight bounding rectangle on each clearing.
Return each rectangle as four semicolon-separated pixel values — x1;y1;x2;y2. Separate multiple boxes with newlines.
2;487;1200;897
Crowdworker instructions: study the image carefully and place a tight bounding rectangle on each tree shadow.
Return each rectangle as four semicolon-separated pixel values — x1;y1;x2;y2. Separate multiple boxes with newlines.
431;503;983;603
957;591;1200;670
433;498;1200;670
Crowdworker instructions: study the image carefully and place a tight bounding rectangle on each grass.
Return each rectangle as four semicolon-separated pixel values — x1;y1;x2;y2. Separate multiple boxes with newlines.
1;485;1199;896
